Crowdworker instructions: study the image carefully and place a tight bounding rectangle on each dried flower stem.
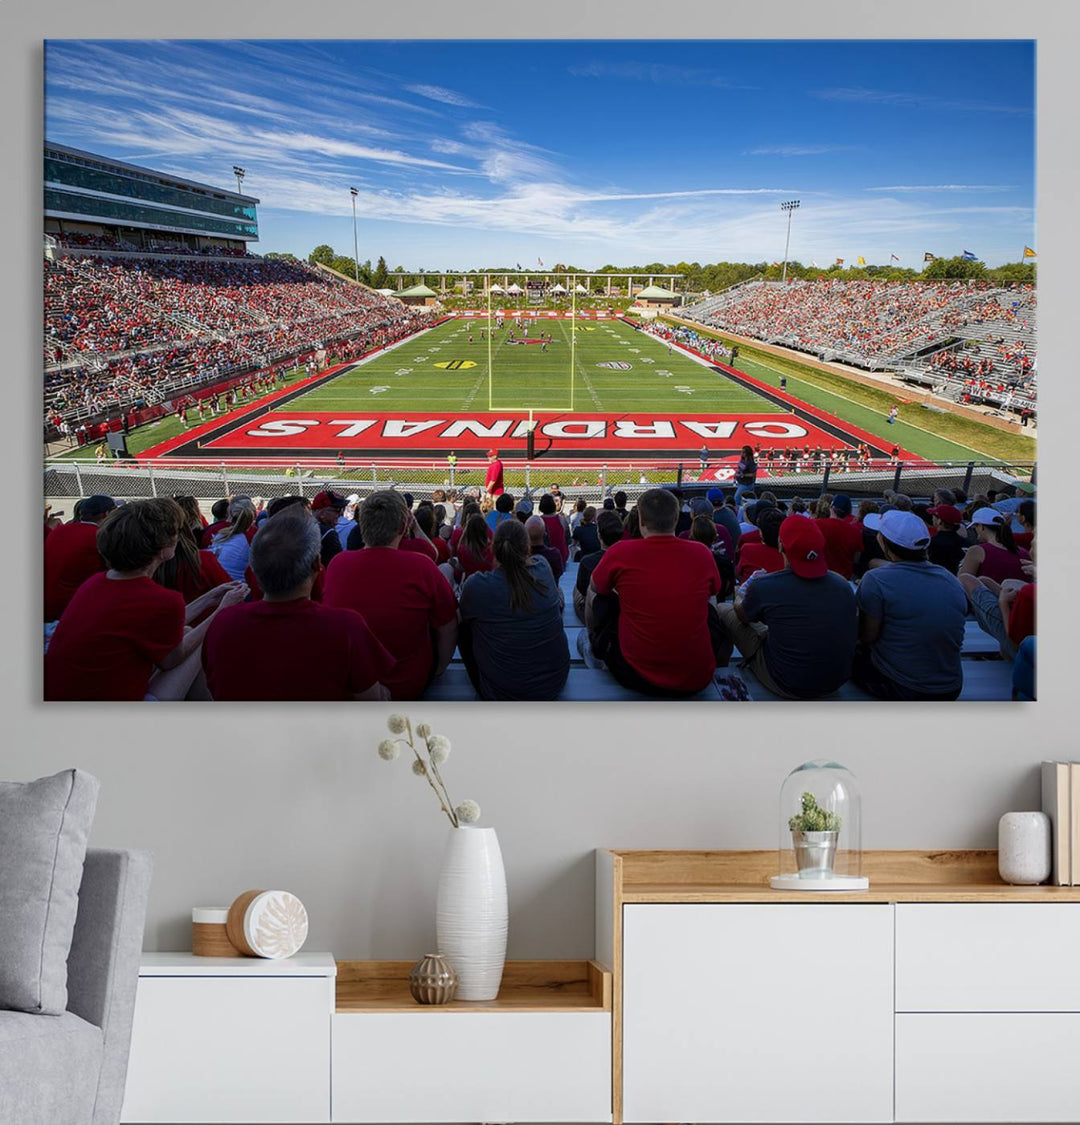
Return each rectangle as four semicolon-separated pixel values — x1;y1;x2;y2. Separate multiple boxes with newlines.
404;718;458;827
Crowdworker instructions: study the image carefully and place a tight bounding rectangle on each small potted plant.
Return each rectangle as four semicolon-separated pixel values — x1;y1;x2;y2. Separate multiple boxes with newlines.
788;792;842;877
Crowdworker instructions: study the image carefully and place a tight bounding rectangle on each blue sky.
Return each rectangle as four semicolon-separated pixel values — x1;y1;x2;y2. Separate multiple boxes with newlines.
45;40;1035;269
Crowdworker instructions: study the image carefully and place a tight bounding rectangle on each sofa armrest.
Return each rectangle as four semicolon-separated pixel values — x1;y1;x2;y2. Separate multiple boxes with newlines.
66;848;153;1125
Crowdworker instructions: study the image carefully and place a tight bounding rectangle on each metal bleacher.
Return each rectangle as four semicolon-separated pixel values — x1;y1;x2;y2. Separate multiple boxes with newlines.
422;559;1016;703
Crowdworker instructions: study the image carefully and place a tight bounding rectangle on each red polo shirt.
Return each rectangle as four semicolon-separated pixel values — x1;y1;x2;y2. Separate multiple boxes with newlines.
591;536;721;692
44;521;106;621
323;548;457;700
45;574;186;701
815;517;864;580
203;598;395;700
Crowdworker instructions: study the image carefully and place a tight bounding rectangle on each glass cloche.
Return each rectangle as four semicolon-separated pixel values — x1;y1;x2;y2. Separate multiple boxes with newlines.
771;760;868;891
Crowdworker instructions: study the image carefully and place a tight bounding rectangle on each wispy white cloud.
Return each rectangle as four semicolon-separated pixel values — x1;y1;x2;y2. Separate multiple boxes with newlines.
866;184;1016;193
406;83;485;109
813;86;1030;115
569;60;749;89
747;144;859;157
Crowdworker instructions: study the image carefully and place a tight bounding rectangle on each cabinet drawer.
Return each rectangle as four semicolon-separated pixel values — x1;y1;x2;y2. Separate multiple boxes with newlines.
896;1013;1080;1122
622;904;893;1123
121;976;332;1123
332;1011;611;1123
896;904;1080;1011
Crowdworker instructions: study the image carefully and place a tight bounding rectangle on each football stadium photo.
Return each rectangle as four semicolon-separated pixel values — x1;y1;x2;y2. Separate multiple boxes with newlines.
42;38;1037;703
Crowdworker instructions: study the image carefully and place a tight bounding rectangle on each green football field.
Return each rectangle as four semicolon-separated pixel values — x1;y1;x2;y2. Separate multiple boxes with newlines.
283;316;780;415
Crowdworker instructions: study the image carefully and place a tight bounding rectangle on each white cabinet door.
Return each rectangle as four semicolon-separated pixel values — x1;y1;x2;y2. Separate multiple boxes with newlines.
333;1011;611;1123
121;976;331;1123
896;904;1080;1011
622;904;893;1124
896;1013;1080;1122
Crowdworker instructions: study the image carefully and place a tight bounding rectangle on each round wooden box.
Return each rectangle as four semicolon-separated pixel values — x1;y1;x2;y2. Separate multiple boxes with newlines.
192;907;240;957
226;889;309;959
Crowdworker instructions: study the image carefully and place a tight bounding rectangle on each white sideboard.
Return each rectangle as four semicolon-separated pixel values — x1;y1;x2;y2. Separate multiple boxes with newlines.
600;849;1080;1125
120;953;335;1124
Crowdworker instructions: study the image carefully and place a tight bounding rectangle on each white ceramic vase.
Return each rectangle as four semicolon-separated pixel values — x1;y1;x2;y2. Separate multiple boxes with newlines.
435;826;508;1001
998;811;1052;885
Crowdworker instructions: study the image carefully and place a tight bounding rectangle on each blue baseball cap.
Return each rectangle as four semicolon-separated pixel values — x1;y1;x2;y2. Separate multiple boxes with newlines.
706;487;725;504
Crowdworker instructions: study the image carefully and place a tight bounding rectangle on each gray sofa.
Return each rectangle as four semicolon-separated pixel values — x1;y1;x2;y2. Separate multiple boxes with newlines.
0;848;153;1125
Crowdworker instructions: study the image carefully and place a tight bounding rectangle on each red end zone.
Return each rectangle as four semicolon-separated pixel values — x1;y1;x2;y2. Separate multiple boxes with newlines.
196;411;858;453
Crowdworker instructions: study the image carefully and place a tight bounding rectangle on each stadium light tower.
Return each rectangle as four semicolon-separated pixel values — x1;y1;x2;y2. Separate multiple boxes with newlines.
349;187;360;283
233;165;245;194
780;199;800;283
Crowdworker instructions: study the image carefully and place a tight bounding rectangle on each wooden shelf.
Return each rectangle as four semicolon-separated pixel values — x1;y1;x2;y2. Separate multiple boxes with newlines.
336;959;611;1013
605;849;1080;902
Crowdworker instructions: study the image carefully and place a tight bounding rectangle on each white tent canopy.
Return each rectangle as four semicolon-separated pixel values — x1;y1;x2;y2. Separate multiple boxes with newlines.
506;283;523;293
551;283;567;293
488;282;505;293
574;283;589;293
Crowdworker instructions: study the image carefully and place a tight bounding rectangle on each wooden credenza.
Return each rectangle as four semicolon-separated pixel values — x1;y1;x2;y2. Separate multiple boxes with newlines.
597;849;1080;1125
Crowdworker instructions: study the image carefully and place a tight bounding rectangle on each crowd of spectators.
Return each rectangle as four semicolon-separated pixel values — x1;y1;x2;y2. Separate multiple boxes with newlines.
44;253;433;424
685;279;1036;368
43;477;1035;703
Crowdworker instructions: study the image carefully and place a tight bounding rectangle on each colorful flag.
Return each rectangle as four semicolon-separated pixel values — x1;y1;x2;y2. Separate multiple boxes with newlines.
962;250;977;261
1023;246;1037;258
857;256;866;266
835;258;844;266
924;252;936;263
890;253;900;262
811;260;819;269
537;257;544;268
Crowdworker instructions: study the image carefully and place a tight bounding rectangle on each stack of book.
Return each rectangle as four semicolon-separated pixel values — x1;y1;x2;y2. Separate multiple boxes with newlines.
1041;761;1080;885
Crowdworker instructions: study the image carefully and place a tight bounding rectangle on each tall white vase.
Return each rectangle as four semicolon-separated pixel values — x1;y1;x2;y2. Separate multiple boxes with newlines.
435;826;508;1001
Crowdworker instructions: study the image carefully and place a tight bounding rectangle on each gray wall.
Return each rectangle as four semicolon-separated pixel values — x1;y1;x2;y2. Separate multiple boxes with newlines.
7;3;1078;960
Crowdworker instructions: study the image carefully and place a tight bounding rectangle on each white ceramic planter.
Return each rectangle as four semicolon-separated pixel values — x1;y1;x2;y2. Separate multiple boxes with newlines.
435;826;508;1001
998;811;1052;885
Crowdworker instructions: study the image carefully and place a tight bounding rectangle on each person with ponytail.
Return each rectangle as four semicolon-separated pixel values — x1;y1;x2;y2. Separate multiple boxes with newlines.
959;507;1030;583
458;519;569;700
209;497;256;581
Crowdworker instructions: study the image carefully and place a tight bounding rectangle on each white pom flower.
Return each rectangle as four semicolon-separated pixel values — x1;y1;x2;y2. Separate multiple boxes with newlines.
411;759;427;777
377;739;399;761
454;799;481;824
387;713;409;734
415;722;432;738
428;735;451;764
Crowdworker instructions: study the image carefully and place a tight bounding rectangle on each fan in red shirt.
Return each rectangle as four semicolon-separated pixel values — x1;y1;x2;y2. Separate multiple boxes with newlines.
203;510;394;701
814;494;863;579
43;494;116;621
45;498;247;701
484;449;505;498
587;488;722;696
736;508;786;583
323;490;458;699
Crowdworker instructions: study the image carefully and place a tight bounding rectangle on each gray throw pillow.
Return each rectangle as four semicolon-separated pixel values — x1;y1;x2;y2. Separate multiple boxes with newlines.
0;769;99;1014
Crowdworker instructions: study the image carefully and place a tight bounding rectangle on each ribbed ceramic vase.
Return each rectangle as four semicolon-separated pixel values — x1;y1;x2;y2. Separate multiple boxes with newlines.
435;826;507;1001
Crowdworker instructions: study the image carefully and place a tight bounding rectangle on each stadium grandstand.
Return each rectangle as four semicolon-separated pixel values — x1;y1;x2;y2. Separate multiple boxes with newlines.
41;146;1036;705
680;278;1036;420
43;143;434;438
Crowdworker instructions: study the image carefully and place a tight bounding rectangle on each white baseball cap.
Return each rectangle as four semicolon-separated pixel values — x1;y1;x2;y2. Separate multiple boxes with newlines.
969;507;1005;527
874;510;931;550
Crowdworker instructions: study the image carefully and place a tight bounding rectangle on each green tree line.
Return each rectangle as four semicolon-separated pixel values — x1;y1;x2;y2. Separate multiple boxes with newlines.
292;246;1034;291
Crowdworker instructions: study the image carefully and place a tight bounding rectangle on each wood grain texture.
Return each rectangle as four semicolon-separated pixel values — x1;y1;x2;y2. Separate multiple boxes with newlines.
225;889;264;956
336;960;611;1013
612;849;1007;888
191;922;242;958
